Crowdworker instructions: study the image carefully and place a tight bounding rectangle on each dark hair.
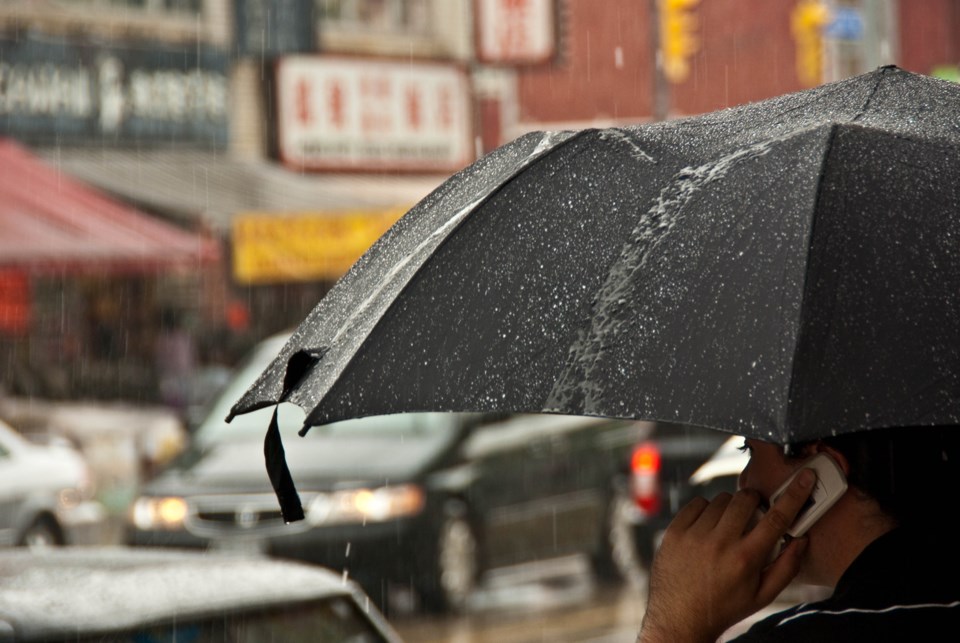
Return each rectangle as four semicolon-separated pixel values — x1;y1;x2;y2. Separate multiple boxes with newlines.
788;426;959;527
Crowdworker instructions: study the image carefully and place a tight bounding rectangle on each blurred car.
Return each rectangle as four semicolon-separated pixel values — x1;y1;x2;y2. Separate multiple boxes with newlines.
0;419;105;548
688;434;749;496
126;332;651;613
0;546;400;642
625;422;731;568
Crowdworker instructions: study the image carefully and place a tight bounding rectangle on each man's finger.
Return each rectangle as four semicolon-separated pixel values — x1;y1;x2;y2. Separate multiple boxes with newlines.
756;536;809;605
669;496;710;530
716;488;762;534
749;468;816;548
688;492;733;533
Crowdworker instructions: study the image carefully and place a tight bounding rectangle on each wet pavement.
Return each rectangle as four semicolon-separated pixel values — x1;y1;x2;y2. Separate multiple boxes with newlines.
388;554;820;642
390;555;646;642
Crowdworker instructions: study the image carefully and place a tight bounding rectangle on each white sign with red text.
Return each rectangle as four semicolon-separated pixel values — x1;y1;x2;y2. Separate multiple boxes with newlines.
476;0;556;64
276;56;473;172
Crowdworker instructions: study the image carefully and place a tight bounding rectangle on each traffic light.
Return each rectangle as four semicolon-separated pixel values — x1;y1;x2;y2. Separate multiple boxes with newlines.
791;0;830;87
659;0;700;84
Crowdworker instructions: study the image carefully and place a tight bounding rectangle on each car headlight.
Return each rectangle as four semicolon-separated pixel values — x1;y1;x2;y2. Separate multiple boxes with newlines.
307;484;425;526
131;496;189;530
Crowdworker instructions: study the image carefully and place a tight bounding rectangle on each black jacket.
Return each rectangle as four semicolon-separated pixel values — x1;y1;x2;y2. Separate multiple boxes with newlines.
730;526;960;641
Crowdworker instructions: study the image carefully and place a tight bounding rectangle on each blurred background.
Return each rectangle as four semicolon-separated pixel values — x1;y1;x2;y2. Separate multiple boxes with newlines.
3;0;956;415
0;1;957;640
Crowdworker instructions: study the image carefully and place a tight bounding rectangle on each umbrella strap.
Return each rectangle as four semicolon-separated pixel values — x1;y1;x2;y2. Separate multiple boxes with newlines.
265;405;305;523
262;347;327;524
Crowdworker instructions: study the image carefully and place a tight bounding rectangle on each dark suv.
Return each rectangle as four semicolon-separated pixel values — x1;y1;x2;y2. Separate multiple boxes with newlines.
127;332;652;613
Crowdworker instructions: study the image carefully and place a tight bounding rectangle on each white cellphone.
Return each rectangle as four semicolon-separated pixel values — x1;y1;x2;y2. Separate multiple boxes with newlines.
756;452;848;562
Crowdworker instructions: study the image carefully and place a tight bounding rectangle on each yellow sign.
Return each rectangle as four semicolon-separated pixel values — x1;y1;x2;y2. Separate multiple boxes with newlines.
660;0;700;84
791;0;830;87
232;208;409;284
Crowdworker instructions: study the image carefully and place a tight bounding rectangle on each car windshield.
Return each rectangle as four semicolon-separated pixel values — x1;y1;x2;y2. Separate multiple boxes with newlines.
193;334;456;446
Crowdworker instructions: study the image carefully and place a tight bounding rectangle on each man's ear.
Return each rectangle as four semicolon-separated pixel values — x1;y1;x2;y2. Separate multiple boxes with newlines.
812;442;851;477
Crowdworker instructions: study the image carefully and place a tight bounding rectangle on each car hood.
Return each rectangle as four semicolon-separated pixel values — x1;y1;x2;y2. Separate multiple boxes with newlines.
146;434;452;495
0;547;400;642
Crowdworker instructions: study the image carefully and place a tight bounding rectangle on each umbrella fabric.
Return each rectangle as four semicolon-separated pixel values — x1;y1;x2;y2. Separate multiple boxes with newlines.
230;66;960;447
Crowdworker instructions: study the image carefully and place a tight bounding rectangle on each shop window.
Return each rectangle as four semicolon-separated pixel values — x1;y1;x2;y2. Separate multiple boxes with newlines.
317;0;431;36
0;0;211;45
52;0;202;16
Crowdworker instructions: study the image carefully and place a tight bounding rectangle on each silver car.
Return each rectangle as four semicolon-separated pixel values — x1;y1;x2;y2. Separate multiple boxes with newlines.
0;419;104;547
0;547;402;642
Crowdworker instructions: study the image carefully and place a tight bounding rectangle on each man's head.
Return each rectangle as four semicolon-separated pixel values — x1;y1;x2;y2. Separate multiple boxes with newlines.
786;425;960;529
738;425;958;586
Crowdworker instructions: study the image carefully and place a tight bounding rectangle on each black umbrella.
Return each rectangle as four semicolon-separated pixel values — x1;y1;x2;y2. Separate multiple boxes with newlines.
231;66;960;479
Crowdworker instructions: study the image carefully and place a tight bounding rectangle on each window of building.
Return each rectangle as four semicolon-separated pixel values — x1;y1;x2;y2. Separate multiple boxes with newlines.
317;0;431;36
22;0;202;16
0;0;211;44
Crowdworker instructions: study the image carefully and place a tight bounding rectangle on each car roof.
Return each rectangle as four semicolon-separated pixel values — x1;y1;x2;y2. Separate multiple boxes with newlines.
689;435;748;485
0;547;396;641
0;419;30;452
194;330;294;441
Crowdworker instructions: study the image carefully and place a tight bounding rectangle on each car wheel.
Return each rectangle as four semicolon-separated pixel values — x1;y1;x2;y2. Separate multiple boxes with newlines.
421;513;479;613
19;516;63;549
591;486;644;587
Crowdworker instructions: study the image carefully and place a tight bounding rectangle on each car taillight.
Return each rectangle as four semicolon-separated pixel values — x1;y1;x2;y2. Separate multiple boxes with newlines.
630;442;662;516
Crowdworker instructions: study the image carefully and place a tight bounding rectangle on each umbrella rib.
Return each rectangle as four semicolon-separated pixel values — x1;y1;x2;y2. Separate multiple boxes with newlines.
597;129;656;163
782;125;840;441
545;139;776;417
851;66;888;123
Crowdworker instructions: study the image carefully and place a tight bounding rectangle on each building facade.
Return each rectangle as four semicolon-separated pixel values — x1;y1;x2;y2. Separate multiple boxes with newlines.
0;0;957;407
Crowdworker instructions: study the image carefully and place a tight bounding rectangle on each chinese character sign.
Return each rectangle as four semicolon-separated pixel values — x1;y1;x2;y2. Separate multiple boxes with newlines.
276;56;473;172
0;37;229;146
476;0;556;64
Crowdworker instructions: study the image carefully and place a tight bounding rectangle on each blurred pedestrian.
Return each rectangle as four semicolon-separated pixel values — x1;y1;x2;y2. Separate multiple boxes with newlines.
154;309;196;420
186;329;233;427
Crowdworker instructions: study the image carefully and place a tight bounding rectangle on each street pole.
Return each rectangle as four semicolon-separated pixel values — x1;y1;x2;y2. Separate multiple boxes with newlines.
650;0;670;121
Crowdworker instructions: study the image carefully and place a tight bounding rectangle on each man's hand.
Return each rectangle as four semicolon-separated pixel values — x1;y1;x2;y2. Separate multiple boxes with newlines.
637;467;816;643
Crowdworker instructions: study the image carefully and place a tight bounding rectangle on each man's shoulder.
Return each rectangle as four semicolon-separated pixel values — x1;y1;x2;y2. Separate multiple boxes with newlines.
725;603;808;642
728;597;960;642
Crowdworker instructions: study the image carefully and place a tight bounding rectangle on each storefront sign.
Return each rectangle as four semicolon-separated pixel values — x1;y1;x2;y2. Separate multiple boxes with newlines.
275;56;472;172
235;0;315;57
0;36;229;146
476;0;556;64
232;208;409;283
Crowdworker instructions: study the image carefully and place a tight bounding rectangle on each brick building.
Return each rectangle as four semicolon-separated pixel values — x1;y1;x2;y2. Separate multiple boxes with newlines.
501;0;959;141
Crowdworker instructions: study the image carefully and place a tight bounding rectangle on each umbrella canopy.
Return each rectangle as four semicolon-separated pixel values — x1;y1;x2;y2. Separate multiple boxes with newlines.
230;66;960;446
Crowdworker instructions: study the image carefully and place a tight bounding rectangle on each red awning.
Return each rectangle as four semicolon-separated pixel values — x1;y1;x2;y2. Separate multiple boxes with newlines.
0;139;219;274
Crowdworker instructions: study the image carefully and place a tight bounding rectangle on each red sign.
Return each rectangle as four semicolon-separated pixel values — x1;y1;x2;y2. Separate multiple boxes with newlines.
0;270;30;335
276;56;473;172
476;0;556;64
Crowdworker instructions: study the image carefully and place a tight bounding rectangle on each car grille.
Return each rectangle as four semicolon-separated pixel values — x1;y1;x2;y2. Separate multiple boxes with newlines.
185;493;314;538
